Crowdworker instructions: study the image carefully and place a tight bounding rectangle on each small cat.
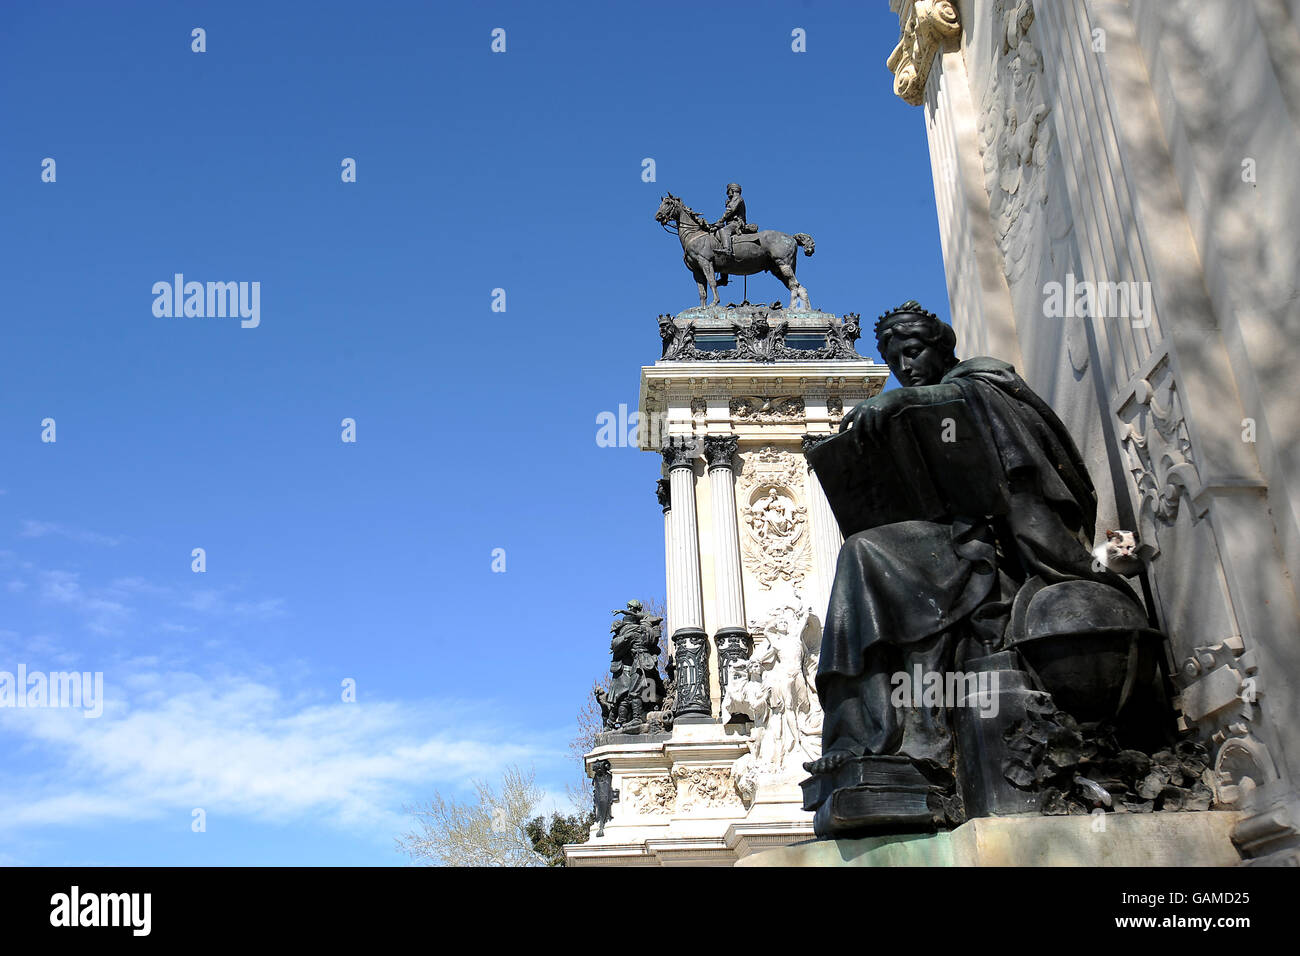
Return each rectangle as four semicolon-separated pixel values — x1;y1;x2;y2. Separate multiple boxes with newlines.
1092;529;1144;577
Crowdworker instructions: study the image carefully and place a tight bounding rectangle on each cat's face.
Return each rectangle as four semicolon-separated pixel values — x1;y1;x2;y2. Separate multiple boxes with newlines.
1106;530;1137;555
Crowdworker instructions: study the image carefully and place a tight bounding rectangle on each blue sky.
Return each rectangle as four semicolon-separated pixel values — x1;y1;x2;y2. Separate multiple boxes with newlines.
0;0;951;864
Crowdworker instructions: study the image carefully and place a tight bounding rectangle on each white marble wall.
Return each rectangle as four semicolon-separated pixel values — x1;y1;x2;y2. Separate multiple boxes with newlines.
906;0;1300;861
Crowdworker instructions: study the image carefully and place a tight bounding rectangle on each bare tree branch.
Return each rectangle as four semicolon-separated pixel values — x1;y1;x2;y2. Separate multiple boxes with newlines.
396;766;546;867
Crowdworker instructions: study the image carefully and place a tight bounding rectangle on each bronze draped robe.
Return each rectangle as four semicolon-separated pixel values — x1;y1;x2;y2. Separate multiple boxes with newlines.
816;357;1133;763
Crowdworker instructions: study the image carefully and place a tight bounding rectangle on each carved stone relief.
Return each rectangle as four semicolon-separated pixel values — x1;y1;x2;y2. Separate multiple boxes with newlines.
978;0;1052;289
671;766;742;812
736;446;810;589
624;775;676;816
1118;361;1205;560
887;0;962;106
729;396;805;422
728;582;824;805
1176;636;1276;808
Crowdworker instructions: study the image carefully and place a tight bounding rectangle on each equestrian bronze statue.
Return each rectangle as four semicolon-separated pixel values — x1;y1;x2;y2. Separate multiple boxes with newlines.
654;190;815;310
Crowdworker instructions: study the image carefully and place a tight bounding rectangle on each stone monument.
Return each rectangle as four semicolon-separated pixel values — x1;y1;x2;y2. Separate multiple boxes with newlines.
861;0;1300;866
565;198;891;864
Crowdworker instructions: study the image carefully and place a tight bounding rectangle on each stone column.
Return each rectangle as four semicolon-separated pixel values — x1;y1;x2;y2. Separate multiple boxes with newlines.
704;435;749;694
802;434;846;616
662;437;709;717
656;477;672;638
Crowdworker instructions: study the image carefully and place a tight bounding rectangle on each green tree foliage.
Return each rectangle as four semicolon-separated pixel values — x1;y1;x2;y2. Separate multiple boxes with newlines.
525;810;596;866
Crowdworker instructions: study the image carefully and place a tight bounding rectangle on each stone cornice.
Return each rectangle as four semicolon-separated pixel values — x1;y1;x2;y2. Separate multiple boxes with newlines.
638;362;888;452
887;0;962;106
642;363;887;388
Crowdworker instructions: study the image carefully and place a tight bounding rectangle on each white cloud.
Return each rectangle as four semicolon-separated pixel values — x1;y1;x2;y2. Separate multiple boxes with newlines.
0;671;558;840
180;589;285;620
37;570;131;635
18;520;120;547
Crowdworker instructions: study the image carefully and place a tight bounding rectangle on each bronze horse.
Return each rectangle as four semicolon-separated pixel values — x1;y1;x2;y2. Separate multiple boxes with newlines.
655;192;815;309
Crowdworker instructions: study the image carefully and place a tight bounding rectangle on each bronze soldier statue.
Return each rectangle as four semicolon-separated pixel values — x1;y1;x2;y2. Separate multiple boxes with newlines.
713;183;756;287
604;601;666;728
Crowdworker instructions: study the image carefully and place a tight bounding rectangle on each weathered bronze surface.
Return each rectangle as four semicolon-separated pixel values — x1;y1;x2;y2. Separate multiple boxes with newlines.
801;302;1175;837
655;190;815;309
597;601;668;734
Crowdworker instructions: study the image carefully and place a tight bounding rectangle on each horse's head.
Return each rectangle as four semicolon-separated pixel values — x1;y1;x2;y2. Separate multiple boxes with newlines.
655;192;682;225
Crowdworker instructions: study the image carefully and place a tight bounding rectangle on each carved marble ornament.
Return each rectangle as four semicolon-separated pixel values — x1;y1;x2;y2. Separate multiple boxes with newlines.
671;766;742;812
887;0;962;106
736;446;810;588
625;775;675;816
727;582;824;803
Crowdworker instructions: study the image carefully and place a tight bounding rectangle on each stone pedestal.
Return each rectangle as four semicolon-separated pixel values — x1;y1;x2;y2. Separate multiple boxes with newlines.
737;811;1245;867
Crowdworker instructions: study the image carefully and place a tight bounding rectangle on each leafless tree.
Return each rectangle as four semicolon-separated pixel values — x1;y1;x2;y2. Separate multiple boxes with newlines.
397;766;545;867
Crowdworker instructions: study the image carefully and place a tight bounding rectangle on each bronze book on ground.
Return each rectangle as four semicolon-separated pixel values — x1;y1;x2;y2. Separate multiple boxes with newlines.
807;399;1009;538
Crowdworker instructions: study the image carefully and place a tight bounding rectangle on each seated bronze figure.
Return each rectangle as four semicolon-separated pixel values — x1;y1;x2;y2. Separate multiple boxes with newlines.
801;302;1167;834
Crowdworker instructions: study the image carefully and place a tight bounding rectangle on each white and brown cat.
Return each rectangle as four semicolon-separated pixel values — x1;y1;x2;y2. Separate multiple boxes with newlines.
1092;529;1144;577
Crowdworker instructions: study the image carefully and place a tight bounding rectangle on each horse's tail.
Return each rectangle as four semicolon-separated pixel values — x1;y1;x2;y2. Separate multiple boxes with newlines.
794;233;815;256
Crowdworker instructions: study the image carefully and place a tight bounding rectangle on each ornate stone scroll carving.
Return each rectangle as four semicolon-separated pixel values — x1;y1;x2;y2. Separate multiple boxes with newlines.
655;309;867;363
1119;369;1205;560
819;314;863;360
671;766;742;812
729;396;805;422
625;775;675;816
1176;636;1277;808
659;314;697;359
887;0;962;106
736;446;810;589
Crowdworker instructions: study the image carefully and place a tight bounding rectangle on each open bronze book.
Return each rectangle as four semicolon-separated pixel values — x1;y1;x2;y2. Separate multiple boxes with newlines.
807;399;1010;538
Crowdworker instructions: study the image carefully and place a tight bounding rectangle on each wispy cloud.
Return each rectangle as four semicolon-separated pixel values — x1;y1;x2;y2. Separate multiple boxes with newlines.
6;552;286;639
0;671;556;838
18;520;121;547
37;570;131;635
180;589;287;620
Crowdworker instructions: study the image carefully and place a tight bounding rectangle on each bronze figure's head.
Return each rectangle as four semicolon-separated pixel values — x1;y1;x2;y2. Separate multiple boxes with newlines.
874;300;958;386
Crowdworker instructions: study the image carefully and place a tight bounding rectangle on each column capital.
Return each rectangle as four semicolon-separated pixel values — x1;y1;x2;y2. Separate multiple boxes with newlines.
801;432;833;464
655;477;671;512
661;436;700;471
703;434;740;471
